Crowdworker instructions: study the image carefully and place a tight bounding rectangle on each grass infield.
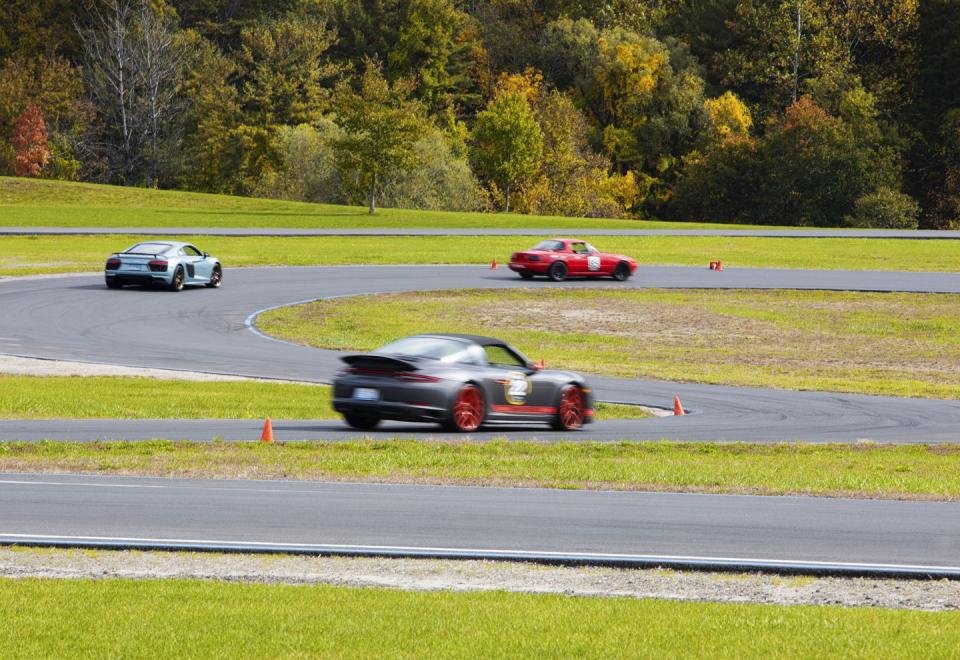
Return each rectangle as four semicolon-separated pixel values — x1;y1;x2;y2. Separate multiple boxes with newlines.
0;578;958;658
1;233;959;277
2;440;958;500
259;288;960;399
0;376;644;421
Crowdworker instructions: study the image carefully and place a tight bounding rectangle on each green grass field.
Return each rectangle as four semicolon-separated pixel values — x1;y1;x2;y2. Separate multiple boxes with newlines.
0;375;642;420
0;176;760;230
4;439;958;499
2;233;958;277
258;288;960;399
1;578;957;658
0;376;335;419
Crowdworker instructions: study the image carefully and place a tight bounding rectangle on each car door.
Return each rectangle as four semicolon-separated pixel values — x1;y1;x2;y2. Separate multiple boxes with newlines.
183;245;211;281
567;241;591;275
482;344;552;414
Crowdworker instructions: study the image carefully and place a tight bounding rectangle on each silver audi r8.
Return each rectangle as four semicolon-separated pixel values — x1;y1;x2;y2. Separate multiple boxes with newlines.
333;333;595;432
104;241;222;291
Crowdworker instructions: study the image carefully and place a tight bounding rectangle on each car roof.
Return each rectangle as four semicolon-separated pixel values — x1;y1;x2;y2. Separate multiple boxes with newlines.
416;333;507;347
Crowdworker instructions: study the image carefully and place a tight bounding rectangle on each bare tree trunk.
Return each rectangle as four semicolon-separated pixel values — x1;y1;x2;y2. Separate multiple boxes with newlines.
368;174;377;214
135;3;186;188
792;0;803;104
504;182;511;213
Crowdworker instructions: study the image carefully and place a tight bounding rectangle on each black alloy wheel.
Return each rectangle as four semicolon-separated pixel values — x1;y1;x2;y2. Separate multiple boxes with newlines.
547;261;568;282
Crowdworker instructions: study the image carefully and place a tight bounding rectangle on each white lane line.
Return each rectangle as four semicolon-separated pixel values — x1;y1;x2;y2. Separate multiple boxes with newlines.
0;532;957;573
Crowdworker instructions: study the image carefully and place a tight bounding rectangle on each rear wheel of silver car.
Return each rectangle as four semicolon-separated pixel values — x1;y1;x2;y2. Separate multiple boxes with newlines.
105;277;122;289
344;412;381;430
444;383;485;432
552;384;585;431
612;262;630;281
206;265;222;288
547;261;568;282
169;266;184;292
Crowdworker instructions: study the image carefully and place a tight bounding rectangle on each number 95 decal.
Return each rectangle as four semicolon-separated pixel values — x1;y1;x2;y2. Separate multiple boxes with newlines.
504;372;532;404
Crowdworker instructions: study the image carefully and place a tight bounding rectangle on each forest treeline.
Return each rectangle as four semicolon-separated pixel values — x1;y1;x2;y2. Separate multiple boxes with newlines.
1;0;958;227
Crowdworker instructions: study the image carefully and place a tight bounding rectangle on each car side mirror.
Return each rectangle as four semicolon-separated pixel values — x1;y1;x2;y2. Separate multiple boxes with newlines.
203;252;209;258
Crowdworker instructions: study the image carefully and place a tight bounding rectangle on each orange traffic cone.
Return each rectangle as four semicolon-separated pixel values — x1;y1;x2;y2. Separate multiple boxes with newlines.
709;261;717;270
539;358;546;369
715;260;723;272
491;258;498;269
260;417;275;443
673;396;685;416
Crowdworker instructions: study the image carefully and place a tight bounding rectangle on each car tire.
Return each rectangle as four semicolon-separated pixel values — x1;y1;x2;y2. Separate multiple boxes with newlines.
552;384;585;431
519;272;534;279
206;265;222;288
105;278;123;289
169;266;185;292
612;262;630;281
343;412;381;430
443;383;485;432
547;261;568;282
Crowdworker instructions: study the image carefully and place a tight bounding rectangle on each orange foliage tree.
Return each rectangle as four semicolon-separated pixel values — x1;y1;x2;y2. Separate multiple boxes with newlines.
10;104;50;177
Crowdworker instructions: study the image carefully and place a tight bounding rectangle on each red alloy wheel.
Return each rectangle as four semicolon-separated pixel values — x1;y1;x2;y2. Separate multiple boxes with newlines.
451;384;484;432
557;386;584;430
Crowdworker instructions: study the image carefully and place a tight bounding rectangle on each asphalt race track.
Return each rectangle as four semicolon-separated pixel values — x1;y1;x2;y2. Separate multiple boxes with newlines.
1;265;960;443
2;473;959;578
2;262;960;574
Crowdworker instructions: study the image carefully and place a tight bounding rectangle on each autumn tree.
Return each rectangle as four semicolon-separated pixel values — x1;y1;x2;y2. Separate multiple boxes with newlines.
471;90;543;212
702;91;752;146
333;58;427;214
673;96;903;226
10;104;51;177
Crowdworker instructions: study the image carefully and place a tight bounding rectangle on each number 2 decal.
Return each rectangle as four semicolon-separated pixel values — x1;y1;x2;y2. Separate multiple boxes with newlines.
504;372;531;404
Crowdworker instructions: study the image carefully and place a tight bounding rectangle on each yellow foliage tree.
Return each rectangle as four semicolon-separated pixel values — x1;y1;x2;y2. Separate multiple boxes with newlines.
703;91;753;145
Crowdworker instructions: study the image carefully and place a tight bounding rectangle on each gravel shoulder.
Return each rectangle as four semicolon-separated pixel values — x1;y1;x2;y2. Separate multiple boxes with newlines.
1;547;956;611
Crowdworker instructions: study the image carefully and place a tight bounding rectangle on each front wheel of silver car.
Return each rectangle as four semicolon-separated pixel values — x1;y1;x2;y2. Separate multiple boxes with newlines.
169;266;185;292
206;265;222;288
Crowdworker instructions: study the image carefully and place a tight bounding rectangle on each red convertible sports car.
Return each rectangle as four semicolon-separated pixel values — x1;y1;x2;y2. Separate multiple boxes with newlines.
508;238;638;281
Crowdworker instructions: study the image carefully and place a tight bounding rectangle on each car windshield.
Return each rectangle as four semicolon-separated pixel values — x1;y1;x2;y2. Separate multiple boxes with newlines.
124;242;171;255
375;336;476;363
533;240;565;251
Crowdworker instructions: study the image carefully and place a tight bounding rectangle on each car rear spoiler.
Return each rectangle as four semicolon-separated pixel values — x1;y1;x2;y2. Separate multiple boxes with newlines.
341;354;418;371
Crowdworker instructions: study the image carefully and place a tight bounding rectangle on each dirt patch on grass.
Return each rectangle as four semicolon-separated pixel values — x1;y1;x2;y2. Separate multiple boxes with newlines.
2;547;957;611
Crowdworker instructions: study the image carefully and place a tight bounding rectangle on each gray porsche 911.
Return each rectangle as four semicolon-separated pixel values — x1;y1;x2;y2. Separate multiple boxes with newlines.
104;241;222;291
332;333;595;432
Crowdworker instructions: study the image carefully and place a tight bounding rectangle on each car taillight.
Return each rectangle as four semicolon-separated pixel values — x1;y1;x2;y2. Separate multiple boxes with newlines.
397;373;441;383
105;258;121;270
511;253;519;261
342;367;439;382
148;260;168;272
